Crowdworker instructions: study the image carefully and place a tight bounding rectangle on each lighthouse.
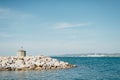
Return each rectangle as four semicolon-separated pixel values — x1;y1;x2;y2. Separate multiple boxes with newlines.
17;47;26;57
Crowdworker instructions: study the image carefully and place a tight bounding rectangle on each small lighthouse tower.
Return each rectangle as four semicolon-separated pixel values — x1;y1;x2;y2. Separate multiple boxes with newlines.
17;47;26;57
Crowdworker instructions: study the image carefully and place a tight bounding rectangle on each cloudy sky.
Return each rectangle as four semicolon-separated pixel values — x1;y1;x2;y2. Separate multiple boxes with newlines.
0;0;120;56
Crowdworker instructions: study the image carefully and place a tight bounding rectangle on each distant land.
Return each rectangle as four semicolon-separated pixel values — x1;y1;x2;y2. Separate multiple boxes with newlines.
56;53;120;57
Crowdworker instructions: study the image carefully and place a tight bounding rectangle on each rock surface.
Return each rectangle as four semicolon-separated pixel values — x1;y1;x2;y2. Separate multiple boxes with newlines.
0;56;75;71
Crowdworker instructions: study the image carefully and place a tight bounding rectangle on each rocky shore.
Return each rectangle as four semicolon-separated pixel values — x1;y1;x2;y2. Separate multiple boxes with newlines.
0;56;75;71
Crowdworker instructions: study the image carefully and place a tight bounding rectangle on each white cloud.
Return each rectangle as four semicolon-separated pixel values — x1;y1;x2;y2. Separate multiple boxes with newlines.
0;33;13;38
54;22;89;29
0;8;35;32
0;8;32;18
0;8;34;23
0;8;11;19
0;8;10;13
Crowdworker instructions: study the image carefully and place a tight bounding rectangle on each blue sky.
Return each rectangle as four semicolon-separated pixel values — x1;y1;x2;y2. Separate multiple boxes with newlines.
0;0;120;56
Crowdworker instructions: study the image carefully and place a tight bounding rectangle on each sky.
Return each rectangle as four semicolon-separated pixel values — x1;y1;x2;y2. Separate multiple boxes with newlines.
0;0;120;56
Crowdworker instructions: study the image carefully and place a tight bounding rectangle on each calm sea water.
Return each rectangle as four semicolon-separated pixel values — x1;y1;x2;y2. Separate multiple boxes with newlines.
0;57;120;80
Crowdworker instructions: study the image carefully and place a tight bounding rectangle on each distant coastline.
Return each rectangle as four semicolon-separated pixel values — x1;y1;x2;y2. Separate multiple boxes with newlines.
56;53;120;57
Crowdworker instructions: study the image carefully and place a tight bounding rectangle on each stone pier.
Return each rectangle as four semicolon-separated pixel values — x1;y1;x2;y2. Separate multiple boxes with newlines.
0;56;76;71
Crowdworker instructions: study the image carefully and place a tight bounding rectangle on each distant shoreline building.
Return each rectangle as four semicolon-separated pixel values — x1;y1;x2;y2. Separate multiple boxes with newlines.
17;47;26;57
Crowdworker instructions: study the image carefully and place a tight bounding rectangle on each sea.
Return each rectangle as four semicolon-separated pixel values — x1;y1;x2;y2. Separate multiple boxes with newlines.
0;57;120;80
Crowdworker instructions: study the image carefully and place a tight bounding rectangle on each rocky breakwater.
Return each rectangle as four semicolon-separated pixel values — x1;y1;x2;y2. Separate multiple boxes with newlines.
0;56;75;71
